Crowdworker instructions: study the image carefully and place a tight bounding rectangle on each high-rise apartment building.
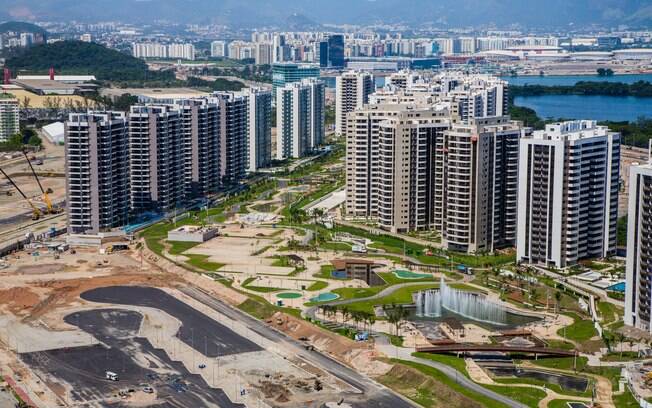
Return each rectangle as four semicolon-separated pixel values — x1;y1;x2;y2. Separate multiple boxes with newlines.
132;43;195;60
517;121;620;268
255;43;273;65
211;40;227;57
212;92;249;185
327;34;345;67
441;117;523;253
625;153;652;332
335;71;374;136
271;63;320;100
174;99;220;198
276;79;325;160
129;105;185;212
345;104;522;251
243;88;273;172
65;112;130;234
0;94;19;142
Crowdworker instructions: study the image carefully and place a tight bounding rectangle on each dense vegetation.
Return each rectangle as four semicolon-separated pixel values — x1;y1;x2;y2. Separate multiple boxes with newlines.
0;128;42;152
511;80;652;98
5;41;174;82
509;104;652;148
0;21;47;35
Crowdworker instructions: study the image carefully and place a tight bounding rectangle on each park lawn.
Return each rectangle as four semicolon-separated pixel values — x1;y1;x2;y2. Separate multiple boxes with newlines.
557;313;597;342
307;281;328;291
345;283;440;314
613;388;640;407
185;254;225;272
482;384;547;408
597;301;622;325
378;271;435;285
600;351;639;362
384;360;510;408
313;264;351;280
320;241;352;251
547;400;585;408
168;240;201;255
545;339;577;350
387;334;404;347
331;286;386;300
237;297;301;320
412;352;469;376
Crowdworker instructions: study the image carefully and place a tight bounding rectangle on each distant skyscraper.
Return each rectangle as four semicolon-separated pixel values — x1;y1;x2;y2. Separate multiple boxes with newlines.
65;112;130;234
276;78;325;159
335;71;374;135
211;41;227;58
327;34;345;67
0;95;19;142
271;63;320;100
319;41;329;67
625;153;652;332
255;43;273;65
517;120;620;268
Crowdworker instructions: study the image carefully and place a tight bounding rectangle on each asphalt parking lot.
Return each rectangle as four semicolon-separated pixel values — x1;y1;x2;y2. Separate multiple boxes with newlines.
81;286;261;357
21;309;244;407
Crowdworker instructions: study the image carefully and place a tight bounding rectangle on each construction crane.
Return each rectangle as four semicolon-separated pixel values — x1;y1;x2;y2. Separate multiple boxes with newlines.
22;151;58;214
0;167;41;220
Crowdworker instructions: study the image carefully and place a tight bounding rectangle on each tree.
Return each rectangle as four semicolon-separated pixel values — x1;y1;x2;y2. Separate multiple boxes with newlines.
615;332;626;357
383;303;409;336
554;291;562;313
20;95;31;110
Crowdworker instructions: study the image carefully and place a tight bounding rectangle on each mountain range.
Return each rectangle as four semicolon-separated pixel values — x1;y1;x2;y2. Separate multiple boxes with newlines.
1;0;652;28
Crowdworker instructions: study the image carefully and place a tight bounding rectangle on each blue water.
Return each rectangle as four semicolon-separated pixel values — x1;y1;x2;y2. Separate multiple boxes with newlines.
504;73;652;86
513;94;652;122
607;282;626;293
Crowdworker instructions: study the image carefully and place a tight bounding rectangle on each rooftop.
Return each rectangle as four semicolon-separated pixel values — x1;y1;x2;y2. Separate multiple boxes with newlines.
529;120;612;141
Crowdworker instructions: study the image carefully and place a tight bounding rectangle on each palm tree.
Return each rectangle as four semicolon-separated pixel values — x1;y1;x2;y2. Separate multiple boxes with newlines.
529;288;539;304
615;332;626;357
554;291;562;314
383;304;408;336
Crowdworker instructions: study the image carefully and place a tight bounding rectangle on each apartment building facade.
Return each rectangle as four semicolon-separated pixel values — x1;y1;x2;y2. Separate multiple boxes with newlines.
335;71;374;135
65;112;130;234
129;105;185;212
213;92;249;185
517;120;620;268
0;95;19;142
243;88;273;172
625;159;652;332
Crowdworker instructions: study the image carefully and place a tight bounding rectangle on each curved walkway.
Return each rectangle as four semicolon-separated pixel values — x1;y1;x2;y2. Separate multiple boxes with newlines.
375;336;528;408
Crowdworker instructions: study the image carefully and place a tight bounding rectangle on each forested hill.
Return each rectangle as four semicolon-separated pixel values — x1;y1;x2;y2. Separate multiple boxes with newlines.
510;81;652;98
0;21;47;35
4;41;172;82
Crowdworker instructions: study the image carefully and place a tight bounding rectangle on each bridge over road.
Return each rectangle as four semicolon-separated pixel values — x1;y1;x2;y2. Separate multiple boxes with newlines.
416;344;578;357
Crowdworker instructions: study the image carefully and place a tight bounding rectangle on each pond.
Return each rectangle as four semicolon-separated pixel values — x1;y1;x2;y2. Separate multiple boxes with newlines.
277;292;302;299
310;292;340;302
485;366;589;393
394;269;432;280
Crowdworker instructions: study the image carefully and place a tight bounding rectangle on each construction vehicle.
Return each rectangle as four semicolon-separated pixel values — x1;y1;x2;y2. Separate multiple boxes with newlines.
22;151;60;215
0;167;42;220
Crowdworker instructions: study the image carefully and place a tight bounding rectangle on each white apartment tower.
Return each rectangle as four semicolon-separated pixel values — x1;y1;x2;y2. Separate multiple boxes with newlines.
212;92;249;185
517;121;620;268
276;78;325;159
335;71;374;136
211;41;227;58
0;95;19;142
243;88;273;172
625;146;652;332
441;117;524;253
65;112;130;234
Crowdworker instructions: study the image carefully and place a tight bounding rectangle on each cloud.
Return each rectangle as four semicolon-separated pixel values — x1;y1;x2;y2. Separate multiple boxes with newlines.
9;6;35;20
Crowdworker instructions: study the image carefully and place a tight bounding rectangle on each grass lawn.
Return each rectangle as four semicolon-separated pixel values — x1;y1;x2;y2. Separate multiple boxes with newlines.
384;359;510;408
331;286;386;300
557;313;597;342
600;351;639;362
482;384;547;407
313;264;351;280
531;356;623;391
168;240;200;255
387;334;404;347
307;281;328;291
184;254;225;272
378;271;435;285
412;352;469;376
613;388;641;407
597;301;622;325
345;283;440;313
237;297;301;320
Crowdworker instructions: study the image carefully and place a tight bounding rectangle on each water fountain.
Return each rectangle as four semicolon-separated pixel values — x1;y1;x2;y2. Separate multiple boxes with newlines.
416;277;509;325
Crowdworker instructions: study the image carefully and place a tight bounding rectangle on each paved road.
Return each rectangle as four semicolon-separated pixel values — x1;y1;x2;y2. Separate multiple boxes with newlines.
180;286;416;408
375;336;529;408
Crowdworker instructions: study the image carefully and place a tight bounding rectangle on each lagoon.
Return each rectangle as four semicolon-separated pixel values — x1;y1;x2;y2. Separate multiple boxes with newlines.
513;94;652;122
504;73;652;86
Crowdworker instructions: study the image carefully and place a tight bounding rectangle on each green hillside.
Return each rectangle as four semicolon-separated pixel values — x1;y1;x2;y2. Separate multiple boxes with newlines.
5;41;173;82
0;21;47;35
